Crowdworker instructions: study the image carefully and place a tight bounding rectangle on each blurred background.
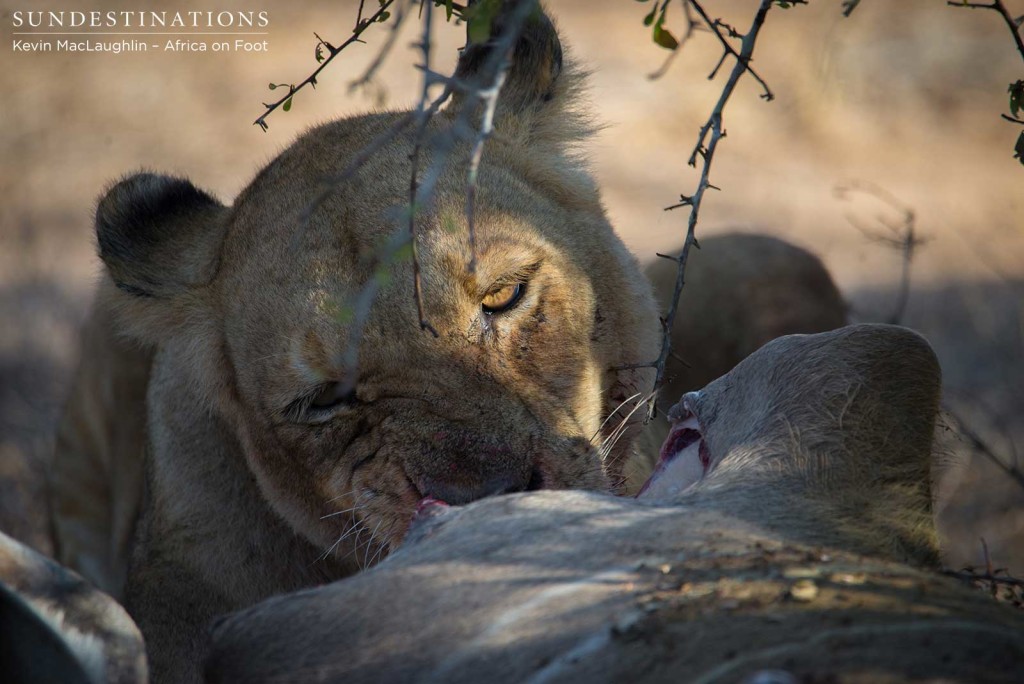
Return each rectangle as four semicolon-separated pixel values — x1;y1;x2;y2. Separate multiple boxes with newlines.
1;0;1021;574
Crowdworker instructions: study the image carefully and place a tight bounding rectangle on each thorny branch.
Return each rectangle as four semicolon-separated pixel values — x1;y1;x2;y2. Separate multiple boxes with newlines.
463;67;507;274
944;539;1024;608
948;0;1024;161
281;0;534;373
948;0;1024;64
254;0;398;131
410;0;540;277
687;0;777;102
629;0;781;420
407;2;444;337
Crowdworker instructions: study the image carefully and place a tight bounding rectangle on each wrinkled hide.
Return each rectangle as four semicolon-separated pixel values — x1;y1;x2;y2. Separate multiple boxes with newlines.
207;325;1024;684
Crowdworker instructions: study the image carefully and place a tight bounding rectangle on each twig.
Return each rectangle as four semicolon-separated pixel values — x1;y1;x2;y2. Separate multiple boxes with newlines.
945;568;1024;589
841;0;863;17
463;73;507;274
944;404;1024;492
687;0;775;102
943;539;1024;608
635;0;780;419
254;0;398;130
948;1;1024;63
648;0;701;80
408;0;443;337
834;180;928;325
441;0;540;273
349;0;411;94
338;227;414;394
948;1;1024;162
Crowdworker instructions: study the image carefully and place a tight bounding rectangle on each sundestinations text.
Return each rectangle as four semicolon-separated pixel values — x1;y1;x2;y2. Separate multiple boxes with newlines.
11;11;269;29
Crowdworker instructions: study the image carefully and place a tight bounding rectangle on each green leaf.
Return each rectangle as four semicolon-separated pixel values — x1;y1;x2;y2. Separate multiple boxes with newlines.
643;7;657;26
268;83;277;90
1008;80;1024;118
1014;131;1024;165
392;241;414;262
465;0;501;44
445;0;454;21
652;24;678;50
283;96;293;112
652;10;677;51
441;214;459;234
378;11;391;22
315;44;324;63
335;305;354;324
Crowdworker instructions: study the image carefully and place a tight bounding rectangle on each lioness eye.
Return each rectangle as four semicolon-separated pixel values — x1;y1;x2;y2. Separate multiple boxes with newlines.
482;282;525;315
309;382;355;410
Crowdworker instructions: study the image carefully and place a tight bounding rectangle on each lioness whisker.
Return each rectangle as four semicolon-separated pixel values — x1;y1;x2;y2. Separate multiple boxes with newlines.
599;392;655;461
590;391;643;444
341;520;383;571
319;503;366;520
368;536;390;569
315;517;369;564
323;488;361;504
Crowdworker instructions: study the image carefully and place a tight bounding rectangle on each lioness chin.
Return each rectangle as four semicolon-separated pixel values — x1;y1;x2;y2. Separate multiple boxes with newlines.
53;5;661;681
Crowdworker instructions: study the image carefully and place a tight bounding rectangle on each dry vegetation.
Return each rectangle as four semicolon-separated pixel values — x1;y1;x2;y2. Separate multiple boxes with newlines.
0;0;1021;572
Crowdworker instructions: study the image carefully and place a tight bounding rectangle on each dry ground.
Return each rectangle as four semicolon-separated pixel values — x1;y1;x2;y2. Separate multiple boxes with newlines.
1;0;1021;573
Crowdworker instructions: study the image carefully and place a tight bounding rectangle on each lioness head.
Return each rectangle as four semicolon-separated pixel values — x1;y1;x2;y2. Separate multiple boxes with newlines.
96;7;659;559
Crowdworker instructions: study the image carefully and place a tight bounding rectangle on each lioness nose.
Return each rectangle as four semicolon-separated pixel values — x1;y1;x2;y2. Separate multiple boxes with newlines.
419;468;543;506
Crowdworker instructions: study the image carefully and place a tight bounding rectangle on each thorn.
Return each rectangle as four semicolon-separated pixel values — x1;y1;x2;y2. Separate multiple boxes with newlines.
670;351;692;368
655;253;679;262
693;237;701;249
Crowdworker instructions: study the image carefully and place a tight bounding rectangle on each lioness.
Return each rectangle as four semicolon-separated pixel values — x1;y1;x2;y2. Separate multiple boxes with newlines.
53;6;661;681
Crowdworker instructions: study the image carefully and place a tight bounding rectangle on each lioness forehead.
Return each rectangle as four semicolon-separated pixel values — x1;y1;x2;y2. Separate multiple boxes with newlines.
212;113;605;407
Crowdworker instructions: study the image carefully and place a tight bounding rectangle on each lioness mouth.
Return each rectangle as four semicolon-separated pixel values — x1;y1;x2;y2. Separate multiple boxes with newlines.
637;400;709;500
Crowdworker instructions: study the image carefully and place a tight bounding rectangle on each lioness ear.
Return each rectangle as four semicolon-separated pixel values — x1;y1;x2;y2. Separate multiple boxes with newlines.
97;172;228;300
451;1;588;143
453;1;562;110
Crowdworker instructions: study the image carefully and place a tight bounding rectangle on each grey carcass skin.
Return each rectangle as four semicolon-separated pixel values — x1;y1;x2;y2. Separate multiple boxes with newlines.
206;325;1024;684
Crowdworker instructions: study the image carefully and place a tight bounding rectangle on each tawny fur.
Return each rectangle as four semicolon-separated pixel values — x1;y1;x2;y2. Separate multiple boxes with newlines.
50;280;153;601
50;7;662;682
